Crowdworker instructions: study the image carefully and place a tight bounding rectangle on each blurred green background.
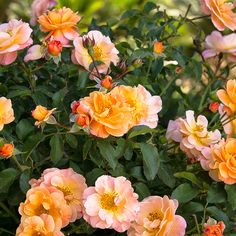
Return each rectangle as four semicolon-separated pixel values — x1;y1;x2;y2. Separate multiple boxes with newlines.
0;0;201;23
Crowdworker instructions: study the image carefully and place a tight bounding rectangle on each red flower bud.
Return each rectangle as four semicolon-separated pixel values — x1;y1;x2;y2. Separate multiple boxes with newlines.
48;39;62;56
71;101;81;114
0;143;14;159
209;102;219;113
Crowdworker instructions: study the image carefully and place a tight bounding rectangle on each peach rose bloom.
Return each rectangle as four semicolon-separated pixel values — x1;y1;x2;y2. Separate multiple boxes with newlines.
29;168;87;222
217;79;236;113
19;186;72;229
0;97;15;131
110;85;162;129
202;31;236;62
72;30;119;72
24;45;45;62
0;143;14;159
38;7;81;45
0;19;33;65
81;91;133;138
166;119;183;143
207;138;236;184
30;0;57;26
200;0;236;31
178;110;221;160
16;214;64;236
203;217;225;236
83;175;139;232
128;195;186;236
32;105;56;126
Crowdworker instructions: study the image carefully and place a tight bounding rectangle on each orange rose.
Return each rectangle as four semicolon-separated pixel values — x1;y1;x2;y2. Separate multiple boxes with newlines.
203;217;225;236
19;186;72;229
38;7;81;45
0;143;14;158
81;91;133;138
0;97;15;131
110;85;162;129
16;214;64;236
32;105;56;126
209;138;236;184
217;79;236;114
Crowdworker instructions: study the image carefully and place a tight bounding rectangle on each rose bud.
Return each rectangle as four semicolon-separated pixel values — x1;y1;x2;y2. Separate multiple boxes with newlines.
100;75;113;90
0;143;14;159
154;41;163;54
48;39;63;56
76;114;90;128
209;102;220;113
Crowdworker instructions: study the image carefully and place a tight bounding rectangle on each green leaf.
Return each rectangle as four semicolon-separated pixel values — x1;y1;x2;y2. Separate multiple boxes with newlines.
225;184;236;210
144;2;157;13
97;140;118;170
140;143;159;180
121;9;140;20
23;133;45;159
0;168;19;193
206;206;229;224
83;139;93;160
182;202;204;214
133;182;151;200
174;171;202;187
158;163;175;188
65;134;78;149
16;119;34;140
207;183;226;203
50;135;64;164
19;169;31;194
127;125;156;139
171;183;199;203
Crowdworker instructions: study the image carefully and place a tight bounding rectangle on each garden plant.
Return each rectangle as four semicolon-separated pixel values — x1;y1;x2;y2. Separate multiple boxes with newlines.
0;0;236;235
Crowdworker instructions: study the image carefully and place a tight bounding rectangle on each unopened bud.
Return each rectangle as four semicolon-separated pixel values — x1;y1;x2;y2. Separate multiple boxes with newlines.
71;101;80;114
0;143;14;159
154;41;163;54
76;114;90;128
209;102;219;113
101;75;113;89
82;35;95;49
48;39;62;56
175;66;182;74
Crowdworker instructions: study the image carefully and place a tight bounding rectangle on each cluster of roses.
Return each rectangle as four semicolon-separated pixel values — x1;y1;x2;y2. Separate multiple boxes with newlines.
166;79;236;185
201;0;236;62
16;167;187;236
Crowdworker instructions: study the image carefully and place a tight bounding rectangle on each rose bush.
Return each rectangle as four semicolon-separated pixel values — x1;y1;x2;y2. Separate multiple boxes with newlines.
0;0;236;235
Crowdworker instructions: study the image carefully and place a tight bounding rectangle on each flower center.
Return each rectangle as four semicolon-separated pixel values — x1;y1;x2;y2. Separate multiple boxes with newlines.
147;210;164;222
194;124;204;132
100;192;117;211
57;185;72;196
93;45;103;61
34;205;48;216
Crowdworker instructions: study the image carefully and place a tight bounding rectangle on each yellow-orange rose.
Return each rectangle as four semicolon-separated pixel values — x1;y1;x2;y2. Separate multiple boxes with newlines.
38;7;81;45
19;186;72;229
0;97;15;131
81;91;133;138
217;79;236;114
110;85;162;128
32;105;56;126
209;138;236;184
16;214;64;236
